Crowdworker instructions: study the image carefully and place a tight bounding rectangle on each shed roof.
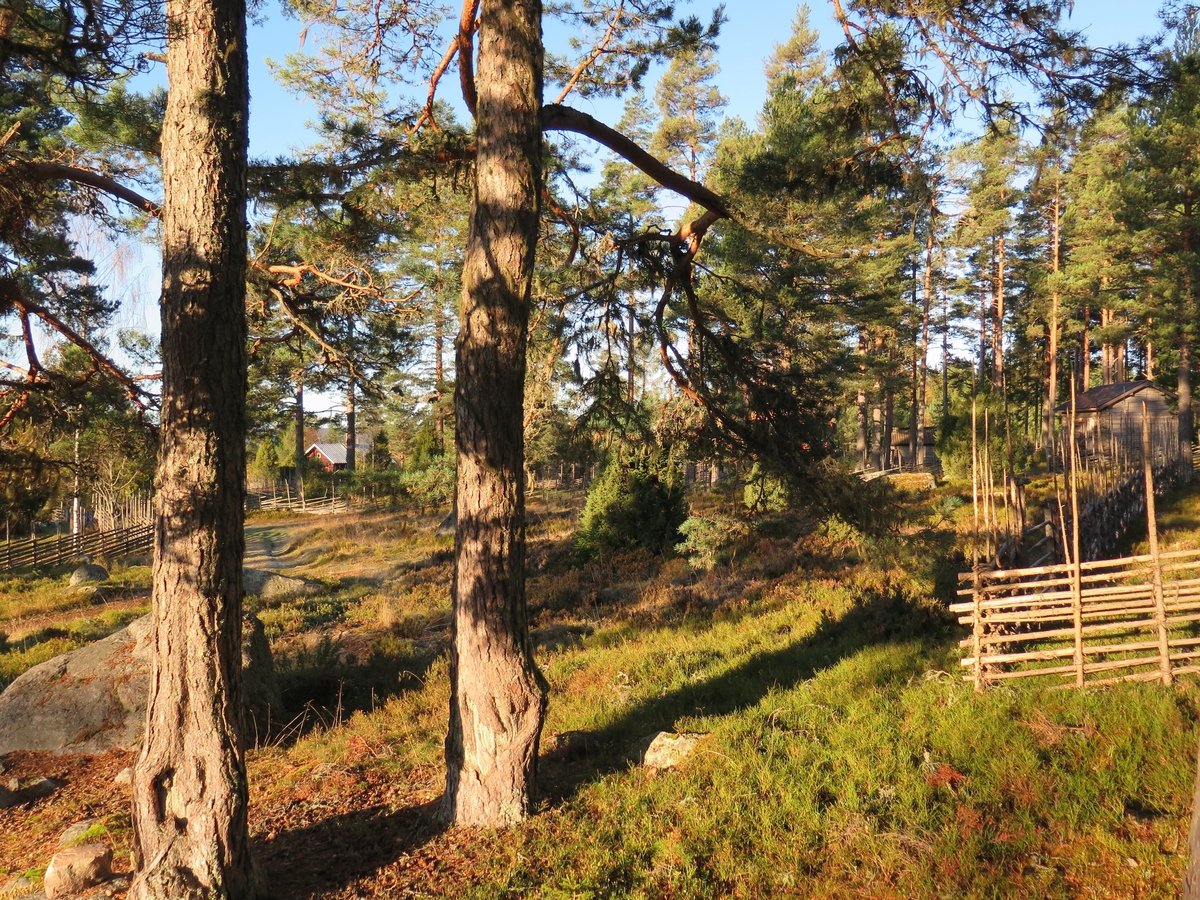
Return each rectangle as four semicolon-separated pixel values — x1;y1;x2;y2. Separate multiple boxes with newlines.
305;442;370;465
1056;380;1174;414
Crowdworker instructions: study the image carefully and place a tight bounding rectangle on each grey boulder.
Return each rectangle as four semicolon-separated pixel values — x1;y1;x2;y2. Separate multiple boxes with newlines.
0;614;279;755
639;731;704;769
68;564;108;586
242;567;319;600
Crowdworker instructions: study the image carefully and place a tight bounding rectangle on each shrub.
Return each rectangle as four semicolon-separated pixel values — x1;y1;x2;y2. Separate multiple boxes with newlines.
743;463;790;512
576;456;685;557
398;457;455;508
676;514;751;570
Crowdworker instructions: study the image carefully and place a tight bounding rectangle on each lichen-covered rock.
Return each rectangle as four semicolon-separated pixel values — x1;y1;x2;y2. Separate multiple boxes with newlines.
43;844;112;898
243;567;319;599
0;873;39;898
640;731;703;769
58;819;101;847
0;614;279;755
0;616;151;755
68;564;108;586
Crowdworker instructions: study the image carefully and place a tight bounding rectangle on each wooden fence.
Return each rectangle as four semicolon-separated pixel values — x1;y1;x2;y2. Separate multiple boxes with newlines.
1;521;154;574
952;547;1200;690
249;491;353;514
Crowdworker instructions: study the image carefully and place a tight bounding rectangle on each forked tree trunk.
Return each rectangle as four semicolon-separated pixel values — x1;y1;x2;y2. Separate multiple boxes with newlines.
129;0;257;895
443;0;547;827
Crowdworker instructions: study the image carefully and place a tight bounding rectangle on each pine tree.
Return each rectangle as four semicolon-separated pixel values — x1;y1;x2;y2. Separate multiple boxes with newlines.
651;45;726;183
1125;36;1200;457
1061;109;1138;389
950;119;1024;392
129;0;261;894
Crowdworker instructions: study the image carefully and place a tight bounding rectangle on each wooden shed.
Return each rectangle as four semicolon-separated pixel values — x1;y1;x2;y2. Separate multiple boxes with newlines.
305;442;372;472
1056;381;1177;458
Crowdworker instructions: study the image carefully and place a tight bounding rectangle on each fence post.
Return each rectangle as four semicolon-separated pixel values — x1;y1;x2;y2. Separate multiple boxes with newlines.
1143;403;1173;686
972;567;985;693
1068;377;1085;688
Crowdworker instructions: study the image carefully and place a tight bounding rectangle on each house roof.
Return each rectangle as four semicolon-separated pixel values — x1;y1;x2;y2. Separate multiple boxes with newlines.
305;442;371;465
1055;380;1175;414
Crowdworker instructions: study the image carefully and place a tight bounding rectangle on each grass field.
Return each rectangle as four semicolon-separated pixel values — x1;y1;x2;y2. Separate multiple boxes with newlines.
1;481;1197;898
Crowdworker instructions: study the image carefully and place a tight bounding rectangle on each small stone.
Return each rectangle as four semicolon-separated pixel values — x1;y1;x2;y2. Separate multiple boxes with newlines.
112;767;133;788
640;732;703;769
5;777;17;791
0;874;38;898
68;564;109;587
20;776;59;800
72;585;106;605
58;819;101;846
44;844;112;899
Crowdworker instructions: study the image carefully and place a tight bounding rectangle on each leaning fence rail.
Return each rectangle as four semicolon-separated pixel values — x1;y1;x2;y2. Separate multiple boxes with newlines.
1;521;154;574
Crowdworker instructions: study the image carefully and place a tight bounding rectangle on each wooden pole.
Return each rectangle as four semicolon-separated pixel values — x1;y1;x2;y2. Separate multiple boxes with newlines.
1069;374;1085;687
973;567;985;692
972;399;980;566
984;410;993;562
1052;425;1070;565
1143;402;1174;686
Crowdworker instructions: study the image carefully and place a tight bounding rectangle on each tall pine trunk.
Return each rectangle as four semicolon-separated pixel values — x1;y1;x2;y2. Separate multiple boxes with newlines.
443;0;547;827
1082;304;1091;392
293;378;305;495
1044;185;1060;450
130;0;257;894
917;221;934;466
856;387;869;470
993;235;1005;390
435;304;446;445
345;376;356;472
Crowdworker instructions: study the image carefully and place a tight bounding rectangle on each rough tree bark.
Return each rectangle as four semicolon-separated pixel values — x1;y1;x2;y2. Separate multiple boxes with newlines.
443;0;548;826
129;0;258;894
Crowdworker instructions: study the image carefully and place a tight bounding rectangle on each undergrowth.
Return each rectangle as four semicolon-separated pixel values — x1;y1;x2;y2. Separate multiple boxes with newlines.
234;482;1195;898
2;483;1197;898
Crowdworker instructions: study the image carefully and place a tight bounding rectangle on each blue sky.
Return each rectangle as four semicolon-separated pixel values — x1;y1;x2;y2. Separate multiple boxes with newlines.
243;0;1168;159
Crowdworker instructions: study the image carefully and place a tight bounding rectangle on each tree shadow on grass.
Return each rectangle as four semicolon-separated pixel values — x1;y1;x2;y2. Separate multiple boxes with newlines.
254;798;444;900
538;590;956;805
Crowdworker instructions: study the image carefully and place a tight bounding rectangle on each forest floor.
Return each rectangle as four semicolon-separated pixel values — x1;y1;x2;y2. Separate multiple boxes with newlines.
1;480;1198;898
